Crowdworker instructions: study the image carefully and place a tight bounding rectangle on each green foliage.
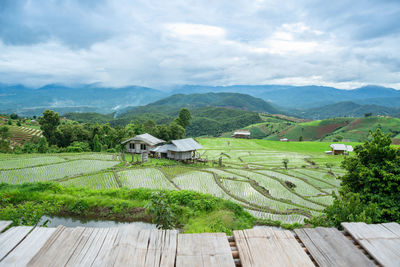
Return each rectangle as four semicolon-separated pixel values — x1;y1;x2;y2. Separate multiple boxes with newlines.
169;122;185;140
176;108;192;129
0;126;11;153
364;112;372;117
0;193;60;226
67;141;91;152
10;113;18;120
39;110;60;145
282;158;289;169
145;192;175;229
37;138;48;153
0;183;254;234
93;134;102;152
310;129;400;227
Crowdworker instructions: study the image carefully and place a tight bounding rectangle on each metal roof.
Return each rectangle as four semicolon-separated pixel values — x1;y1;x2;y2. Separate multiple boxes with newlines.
121;133;165;146
330;144;353;152
233;130;250;135
151;144;174;153
170;138;203;152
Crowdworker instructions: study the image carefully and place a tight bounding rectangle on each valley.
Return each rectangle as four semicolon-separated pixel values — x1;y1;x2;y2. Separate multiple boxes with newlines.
0;138;346;224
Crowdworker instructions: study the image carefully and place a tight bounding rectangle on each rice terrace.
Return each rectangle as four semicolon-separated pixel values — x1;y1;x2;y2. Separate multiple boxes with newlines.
0;138;349;224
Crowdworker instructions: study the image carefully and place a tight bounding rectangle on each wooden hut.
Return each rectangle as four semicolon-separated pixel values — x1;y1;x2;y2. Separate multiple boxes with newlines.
232;130;251;139
152;138;203;161
329;144;353;155
121;133;164;162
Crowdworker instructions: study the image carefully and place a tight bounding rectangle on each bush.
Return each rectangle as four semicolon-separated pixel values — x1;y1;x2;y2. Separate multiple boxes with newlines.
309;129;400;227
0;183;254;234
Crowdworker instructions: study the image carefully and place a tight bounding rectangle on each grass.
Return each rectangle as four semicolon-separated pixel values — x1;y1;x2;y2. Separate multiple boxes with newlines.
0;183;254;234
0;137;349;226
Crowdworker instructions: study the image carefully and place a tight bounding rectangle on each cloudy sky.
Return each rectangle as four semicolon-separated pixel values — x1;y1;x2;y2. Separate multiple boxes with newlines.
0;0;399;89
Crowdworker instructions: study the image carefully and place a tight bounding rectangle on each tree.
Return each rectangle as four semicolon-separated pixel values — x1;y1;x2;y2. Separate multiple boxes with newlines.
37;138;48;153
153;125;170;141
364;112;372;117
0;126;11;153
333;135;344;142
282;158;289;170
10;113;18;120
39;110;60;145
176;108;192;129
169;122;185;140
310;129;400;227
299;136;303;142
93;134;102;152
145;192;175;229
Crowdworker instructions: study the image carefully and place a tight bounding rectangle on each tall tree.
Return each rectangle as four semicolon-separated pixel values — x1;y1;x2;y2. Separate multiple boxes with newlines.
176;108;192;129
169;122;185;140
93;134;102;152
39;110;60;145
0;126;11;153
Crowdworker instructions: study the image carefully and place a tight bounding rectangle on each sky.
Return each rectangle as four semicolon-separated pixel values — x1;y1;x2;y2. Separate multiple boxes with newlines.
0;0;399;89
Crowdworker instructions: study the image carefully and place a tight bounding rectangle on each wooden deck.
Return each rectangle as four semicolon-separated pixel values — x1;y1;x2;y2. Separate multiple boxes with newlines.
0;221;399;266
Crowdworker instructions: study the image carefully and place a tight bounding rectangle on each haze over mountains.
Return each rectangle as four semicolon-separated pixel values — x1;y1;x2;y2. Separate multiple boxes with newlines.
1;83;400;118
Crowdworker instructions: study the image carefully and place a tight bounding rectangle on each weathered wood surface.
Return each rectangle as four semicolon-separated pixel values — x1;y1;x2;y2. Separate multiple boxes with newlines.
342;222;400;267
105;226;178;267
0;221;12;233
234;227;314;267
28;226;178;267
0;226;33;261
295;227;375;267
0;227;56;267
176;233;235;267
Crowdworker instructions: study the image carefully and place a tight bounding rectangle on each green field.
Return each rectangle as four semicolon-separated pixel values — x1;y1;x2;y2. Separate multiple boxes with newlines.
0;138;348;224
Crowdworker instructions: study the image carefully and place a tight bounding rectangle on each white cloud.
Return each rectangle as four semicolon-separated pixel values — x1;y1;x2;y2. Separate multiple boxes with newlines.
165;23;226;39
0;0;399;89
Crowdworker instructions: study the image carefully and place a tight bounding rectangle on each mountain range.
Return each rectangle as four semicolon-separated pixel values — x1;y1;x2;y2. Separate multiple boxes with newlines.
1;83;400;118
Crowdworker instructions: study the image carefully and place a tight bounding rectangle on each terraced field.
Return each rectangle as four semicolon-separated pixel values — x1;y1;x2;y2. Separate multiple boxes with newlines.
0;138;346;224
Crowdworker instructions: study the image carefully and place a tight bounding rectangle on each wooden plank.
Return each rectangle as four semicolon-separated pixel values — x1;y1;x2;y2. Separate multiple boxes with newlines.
342;222;400;267
234;227;314;267
0;221;12;233
382;223;400;237
0;226;33;261
144;229;178;267
105;226;147;266
295;227;375;267
176;233;235;267
28;226;87;267
89;227;119;266
64;227;111;266
0;227;56;267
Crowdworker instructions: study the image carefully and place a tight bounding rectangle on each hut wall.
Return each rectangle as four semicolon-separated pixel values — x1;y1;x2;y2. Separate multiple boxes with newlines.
167;151;193;160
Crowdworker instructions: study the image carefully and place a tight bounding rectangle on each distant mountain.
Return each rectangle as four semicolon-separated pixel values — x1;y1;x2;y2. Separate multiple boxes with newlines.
67;92;269;137
126;92;280;114
171;85;400;109
2;82;400;116
0;83;167;116
292;101;400;120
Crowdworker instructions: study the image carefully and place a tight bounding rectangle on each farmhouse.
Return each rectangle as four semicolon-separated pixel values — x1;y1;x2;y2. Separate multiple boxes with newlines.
329;144;354;155
121;133;164;155
232;130;251;139
152;138;203;161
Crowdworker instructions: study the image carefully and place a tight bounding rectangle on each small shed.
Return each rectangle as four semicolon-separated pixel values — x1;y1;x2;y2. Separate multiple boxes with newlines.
121;133;165;154
232;130;251;139
329;144;353;155
152;138;203;161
